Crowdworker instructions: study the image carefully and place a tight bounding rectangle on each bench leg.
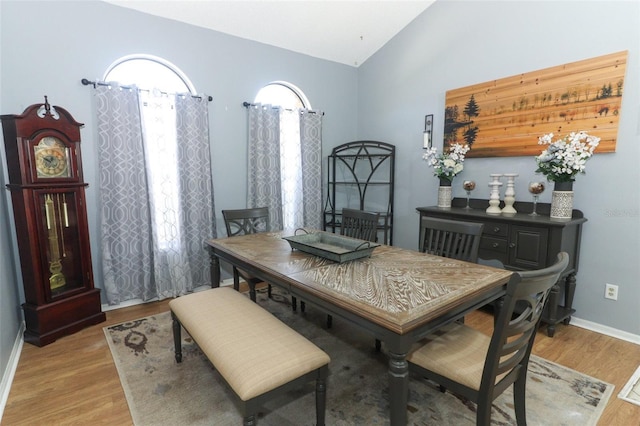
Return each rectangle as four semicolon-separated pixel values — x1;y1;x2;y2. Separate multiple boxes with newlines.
316;367;327;426
171;311;182;363
242;414;256;426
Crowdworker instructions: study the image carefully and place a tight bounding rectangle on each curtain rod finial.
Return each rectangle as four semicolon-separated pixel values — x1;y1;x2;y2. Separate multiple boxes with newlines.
81;78;96;88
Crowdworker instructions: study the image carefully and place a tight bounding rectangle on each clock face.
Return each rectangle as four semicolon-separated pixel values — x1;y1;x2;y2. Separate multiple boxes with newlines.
34;137;71;178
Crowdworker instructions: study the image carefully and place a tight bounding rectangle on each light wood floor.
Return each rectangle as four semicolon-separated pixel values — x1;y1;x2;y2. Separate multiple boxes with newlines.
2;294;639;425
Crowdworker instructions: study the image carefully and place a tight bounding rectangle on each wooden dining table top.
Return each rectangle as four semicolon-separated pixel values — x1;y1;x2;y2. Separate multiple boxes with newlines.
207;230;513;335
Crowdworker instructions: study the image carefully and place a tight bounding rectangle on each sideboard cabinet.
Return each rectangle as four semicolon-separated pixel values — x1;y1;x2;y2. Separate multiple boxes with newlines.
417;198;587;337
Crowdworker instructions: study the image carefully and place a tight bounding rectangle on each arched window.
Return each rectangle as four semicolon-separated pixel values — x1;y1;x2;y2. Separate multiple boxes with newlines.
255;81;310;110
104;54;195;94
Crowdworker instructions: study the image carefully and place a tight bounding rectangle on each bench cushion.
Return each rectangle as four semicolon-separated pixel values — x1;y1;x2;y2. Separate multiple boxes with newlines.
169;287;330;401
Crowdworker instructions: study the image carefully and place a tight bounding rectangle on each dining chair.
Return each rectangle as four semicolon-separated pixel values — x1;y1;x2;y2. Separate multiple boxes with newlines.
340;208;381;242
407;252;569;426
297;208;381;328
222;207;271;302
419;216;484;263
367;216;486;352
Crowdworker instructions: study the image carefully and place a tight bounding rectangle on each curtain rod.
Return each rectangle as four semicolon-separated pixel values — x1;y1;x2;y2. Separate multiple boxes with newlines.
81;78;212;102
243;101;323;115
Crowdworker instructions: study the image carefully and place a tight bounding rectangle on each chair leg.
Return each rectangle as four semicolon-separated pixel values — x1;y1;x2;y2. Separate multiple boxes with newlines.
476;391;492;426
514;372;528;425
243;414;256;426
326;314;332;328
301;301;306;313
292;296;298;311
268;284;272;298
316;373;327;426
374;339;381;352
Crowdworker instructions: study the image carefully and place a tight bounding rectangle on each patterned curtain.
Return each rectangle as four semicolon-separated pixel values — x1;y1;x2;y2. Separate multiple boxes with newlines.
96;84;154;304
95;85;215;305
247;104;323;232
175;95;216;289
300;110;323;229
247;105;283;230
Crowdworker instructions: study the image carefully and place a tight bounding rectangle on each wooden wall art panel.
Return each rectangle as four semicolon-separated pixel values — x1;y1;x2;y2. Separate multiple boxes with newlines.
443;51;627;158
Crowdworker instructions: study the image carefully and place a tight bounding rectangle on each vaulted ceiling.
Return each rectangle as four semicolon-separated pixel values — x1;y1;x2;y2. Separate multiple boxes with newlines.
103;1;435;67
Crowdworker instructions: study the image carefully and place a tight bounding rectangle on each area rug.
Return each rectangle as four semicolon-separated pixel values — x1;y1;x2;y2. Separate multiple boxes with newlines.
104;289;613;425
619;365;640;407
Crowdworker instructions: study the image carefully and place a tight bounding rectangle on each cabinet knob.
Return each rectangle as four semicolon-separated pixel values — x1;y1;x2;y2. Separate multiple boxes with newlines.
492;242;499;248
509;243;516;248
493;226;501;233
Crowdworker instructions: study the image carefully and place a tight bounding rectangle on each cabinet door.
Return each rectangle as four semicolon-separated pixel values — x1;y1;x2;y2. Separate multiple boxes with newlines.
509;225;548;270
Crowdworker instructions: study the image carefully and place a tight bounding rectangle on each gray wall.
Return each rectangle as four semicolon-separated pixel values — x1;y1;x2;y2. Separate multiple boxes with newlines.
358;0;640;335
0;0;22;400
1;0;639;395
0;0;357;387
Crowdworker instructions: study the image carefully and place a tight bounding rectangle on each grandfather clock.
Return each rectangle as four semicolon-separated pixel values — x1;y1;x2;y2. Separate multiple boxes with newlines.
2;97;105;346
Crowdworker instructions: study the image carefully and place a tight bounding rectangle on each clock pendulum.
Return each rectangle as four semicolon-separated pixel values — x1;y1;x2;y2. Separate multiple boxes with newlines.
44;194;67;291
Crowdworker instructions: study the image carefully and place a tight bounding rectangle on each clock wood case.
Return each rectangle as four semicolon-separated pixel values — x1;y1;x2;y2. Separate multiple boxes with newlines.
2;97;105;346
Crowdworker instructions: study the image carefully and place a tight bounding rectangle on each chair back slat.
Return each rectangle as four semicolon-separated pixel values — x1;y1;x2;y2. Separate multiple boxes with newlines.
222;207;270;237
340;208;380;242
419;217;484;262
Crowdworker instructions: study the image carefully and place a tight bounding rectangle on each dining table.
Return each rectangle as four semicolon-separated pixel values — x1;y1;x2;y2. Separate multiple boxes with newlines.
206;229;514;425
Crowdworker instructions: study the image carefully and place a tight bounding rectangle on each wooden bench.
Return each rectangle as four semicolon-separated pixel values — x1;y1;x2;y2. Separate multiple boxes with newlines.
169;287;330;426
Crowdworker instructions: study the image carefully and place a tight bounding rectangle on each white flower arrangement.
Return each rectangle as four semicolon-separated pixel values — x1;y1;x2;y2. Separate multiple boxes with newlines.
535;131;600;183
422;143;470;182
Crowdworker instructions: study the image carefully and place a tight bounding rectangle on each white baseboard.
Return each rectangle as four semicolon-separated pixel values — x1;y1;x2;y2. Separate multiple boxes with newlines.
0;322;25;420
101;279;234;312
570;316;640;345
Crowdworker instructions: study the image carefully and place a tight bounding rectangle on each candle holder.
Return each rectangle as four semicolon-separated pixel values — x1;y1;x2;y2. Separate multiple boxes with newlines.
501;173;518;214
462;180;476;209
486;174;503;214
423;114;433;149
528;181;545;216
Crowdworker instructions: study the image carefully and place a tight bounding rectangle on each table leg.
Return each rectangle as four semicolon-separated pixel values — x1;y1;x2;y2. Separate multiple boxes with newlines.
564;273;577;315
388;350;408;425
209;248;220;288
545;279;561;337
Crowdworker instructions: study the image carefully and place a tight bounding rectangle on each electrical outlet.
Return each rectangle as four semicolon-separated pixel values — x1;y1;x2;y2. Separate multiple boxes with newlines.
605;283;618;300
